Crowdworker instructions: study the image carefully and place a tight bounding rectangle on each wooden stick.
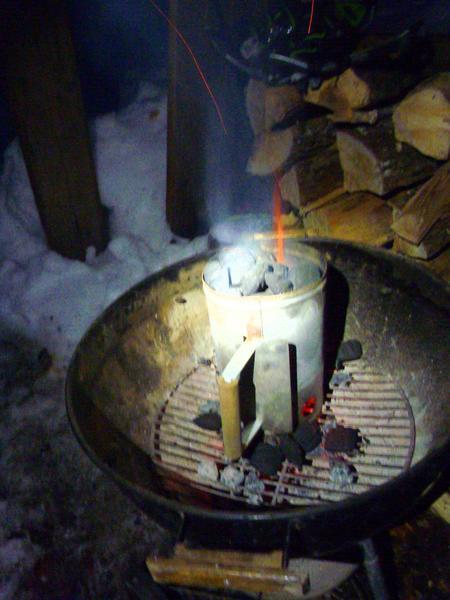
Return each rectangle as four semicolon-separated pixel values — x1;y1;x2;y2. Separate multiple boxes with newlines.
174;545;283;568
146;557;304;593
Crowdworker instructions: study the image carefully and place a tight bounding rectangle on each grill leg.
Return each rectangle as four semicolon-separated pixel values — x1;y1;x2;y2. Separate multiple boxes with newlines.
360;538;391;600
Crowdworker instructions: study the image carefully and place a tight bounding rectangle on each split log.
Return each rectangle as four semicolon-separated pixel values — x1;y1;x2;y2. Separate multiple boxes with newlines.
248;116;336;176
245;80;304;135
391;161;450;244
263;84;303;130
425;247;450;283
247;127;295;175
299;187;346;216
393;73;450;160
393;217;449;260
336;119;437;196
279;143;343;208
304;191;393;247
305;67;417;115
386;187;420;221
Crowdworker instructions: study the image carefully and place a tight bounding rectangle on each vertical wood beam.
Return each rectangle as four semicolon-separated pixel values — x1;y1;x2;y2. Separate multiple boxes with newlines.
0;0;108;260
166;0;268;237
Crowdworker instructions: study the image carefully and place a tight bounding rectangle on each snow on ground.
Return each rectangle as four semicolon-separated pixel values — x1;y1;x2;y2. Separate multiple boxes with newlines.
0;83;207;599
0;82;207;368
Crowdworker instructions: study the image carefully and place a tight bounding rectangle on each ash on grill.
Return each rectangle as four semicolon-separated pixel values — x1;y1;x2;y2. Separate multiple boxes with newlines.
150;359;415;508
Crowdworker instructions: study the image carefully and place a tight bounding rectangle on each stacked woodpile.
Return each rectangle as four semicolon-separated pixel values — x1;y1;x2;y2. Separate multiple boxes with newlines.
245;59;450;262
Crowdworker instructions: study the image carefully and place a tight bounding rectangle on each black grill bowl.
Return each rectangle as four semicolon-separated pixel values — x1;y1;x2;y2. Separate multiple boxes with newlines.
66;240;450;556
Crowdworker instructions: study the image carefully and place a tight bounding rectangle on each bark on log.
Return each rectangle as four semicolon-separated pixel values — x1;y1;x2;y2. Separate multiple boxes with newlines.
393;73;450;160
245;81;304;135
305;67;417;114
303;191;393;247
393;217;449;260
264;84;303;130
279;143;343;208
391;161;450;244
247;127;295;175
336;119;437;196
248;117;336;176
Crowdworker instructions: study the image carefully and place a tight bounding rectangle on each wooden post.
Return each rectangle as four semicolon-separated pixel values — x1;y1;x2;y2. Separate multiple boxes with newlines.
166;0;268;237
0;0;108;260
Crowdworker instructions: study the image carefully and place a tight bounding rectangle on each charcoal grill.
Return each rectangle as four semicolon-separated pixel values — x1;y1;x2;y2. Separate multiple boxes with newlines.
66;240;449;571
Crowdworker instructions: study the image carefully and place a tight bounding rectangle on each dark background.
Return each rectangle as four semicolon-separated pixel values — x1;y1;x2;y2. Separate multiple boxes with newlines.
0;0;447;160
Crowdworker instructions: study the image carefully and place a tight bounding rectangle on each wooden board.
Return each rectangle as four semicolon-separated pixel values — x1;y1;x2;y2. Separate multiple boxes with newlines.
393;217;449;260
336;119;437;196
1;0;108;260
393;73;450;160
146;556;305;594
304;191;393;246
391;161;450;244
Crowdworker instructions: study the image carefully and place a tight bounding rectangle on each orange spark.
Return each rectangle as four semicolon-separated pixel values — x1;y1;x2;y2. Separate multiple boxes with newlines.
308;0;315;34
273;175;285;263
147;0;227;134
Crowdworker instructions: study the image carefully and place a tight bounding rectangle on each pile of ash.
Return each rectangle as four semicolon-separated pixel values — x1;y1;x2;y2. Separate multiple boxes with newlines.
203;247;321;296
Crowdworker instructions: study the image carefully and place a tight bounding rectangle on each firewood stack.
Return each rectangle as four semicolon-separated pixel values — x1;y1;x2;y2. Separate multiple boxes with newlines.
245;60;450;263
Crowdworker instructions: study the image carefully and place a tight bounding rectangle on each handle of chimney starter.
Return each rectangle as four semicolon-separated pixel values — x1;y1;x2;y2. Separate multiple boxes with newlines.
218;338;263;460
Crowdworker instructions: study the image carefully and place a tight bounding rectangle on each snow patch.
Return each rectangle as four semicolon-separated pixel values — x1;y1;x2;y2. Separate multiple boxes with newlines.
0;83;207;366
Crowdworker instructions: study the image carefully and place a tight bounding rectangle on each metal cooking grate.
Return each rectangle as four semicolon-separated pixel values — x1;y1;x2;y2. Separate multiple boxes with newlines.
150;361;415;507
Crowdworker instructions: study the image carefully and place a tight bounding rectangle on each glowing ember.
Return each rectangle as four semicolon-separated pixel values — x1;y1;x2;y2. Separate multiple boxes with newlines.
308;0;316;34
301;396;317;417
273;176;285;263
147;0;227;134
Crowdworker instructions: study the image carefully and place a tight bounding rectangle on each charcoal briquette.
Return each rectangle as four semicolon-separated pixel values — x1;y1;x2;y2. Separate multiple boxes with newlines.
249;442;283;476
193;412;222;432
324;425;360;453
278;434;305;468
336;340;363;368
292;421;322;453
265;271;293;295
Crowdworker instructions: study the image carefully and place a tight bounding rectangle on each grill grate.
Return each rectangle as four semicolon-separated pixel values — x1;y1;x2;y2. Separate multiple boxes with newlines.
150;362;415;507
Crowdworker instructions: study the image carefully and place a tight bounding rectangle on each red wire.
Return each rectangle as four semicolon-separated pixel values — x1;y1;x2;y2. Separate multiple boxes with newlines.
308;0;315;34
148;0;227;134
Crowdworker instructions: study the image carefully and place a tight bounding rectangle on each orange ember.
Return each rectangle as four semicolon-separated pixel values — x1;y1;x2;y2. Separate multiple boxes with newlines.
273;176;285;263
147;0;227;134
308;0;315;34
